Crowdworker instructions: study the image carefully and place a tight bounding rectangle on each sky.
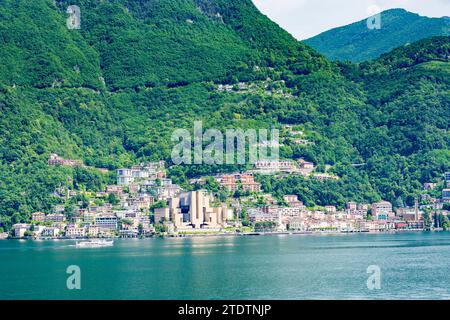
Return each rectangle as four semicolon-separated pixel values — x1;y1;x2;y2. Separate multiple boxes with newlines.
252;0;450;40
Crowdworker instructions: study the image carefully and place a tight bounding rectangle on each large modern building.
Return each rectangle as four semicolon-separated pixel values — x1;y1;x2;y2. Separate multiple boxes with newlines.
154;191;229;231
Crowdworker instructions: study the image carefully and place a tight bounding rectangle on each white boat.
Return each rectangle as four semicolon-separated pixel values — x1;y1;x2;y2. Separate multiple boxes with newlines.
76;239;114;248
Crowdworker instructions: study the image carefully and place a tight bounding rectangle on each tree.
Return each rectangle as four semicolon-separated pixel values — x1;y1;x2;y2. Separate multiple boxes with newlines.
108;193;119;205
442;215;450;231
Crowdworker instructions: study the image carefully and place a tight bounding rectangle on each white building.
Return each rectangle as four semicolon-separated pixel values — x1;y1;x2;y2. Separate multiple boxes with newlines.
42;227;60;237
65;225;86;238
254;160;296;173
443;189;450;202
117;169;134;185
95;215;118;230
13;224;30;238
445;172;450;182
371;201;394;220
32;225;46;237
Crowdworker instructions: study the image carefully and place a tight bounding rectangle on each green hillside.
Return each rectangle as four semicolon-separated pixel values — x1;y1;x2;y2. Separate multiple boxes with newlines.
0;0;449;230
304;9;450;62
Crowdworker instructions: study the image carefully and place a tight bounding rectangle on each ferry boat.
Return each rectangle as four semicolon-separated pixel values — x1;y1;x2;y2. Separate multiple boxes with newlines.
76;239;114;248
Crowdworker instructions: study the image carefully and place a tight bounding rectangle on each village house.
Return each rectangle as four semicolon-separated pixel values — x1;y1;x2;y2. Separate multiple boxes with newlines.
298;159;315;171
45;214;65;223
346;202;357;211
32;225;46;237
86;225;100;237
292;138;311;146
325;206;337;213
48;153;83;167
254;160;297;173
283;195;305;208
106;185;123;195
65;225;86;238
31;212;46;222
218;173;261;193
423;183;438;191
277;206;304;218
248;208;281;224
313;173;338;181
371;201;394;220
443;189;450;202
345;203;368;217
396;208;423;222
41;227;60;238
445;172;450;182
83;212;96;224
287;218;307;231
12;224;30;238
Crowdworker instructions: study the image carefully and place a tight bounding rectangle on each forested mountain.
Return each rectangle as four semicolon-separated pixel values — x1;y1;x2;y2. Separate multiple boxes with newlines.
304;9;450;62
0;0;448;230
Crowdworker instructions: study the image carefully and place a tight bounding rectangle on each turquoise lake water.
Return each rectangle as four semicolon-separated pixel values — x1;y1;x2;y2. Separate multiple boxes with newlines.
1;232;450;300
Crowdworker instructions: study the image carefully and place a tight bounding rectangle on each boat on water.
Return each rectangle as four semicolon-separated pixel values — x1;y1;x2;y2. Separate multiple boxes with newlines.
76;239;114;248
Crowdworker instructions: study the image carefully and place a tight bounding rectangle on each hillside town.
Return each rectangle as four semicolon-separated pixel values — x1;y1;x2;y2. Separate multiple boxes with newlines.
2;156;450;240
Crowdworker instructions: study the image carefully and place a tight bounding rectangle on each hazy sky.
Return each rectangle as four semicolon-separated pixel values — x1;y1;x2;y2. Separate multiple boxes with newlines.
252;0;450;40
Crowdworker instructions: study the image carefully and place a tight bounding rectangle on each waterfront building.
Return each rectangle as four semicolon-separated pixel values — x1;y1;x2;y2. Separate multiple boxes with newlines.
12;224;30;238
154;191;228;231
65;225;86;238
408;221;425;230
32;225;46;237
371;201;394;220
41;227;60;238
287;218;307;231
87;225;100;237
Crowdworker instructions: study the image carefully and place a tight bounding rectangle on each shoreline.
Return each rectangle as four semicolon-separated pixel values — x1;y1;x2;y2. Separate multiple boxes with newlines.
1;228;436;241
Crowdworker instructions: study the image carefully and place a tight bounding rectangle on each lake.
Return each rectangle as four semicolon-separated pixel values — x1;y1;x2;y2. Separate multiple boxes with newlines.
1;232;450;300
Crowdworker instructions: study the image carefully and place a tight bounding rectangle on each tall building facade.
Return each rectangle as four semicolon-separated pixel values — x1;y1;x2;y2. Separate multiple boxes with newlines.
154;191;228;231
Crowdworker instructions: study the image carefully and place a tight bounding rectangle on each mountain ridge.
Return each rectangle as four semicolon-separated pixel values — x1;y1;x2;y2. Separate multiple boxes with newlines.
304;8;450;62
